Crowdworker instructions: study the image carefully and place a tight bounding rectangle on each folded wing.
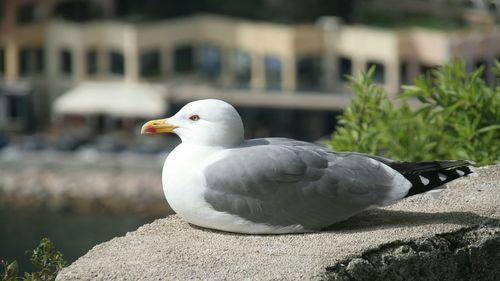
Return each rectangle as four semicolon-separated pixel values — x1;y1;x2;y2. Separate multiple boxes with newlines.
203;138;411;230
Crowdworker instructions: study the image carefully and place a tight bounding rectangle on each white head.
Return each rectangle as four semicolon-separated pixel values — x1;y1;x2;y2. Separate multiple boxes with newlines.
141;99;244;147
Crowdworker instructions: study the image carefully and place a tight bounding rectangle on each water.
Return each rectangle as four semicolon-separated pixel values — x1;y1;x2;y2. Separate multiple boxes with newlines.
0;208;163;274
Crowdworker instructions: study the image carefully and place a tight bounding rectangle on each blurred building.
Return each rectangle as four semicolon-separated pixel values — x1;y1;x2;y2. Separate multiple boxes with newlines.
0;0;114;134
1;1;500;140
356;0;500;25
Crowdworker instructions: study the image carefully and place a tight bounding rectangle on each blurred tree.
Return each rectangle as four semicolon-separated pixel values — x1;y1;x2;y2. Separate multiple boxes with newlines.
113;0;354;23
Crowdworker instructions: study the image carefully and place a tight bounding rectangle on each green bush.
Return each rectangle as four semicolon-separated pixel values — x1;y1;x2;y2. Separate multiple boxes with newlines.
1;238;66;281
329;59;500;165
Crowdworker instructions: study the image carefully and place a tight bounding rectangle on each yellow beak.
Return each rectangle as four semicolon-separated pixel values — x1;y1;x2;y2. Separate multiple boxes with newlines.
141;119;177;135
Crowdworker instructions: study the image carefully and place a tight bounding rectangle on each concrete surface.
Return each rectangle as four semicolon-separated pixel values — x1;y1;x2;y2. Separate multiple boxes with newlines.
57;165;500;281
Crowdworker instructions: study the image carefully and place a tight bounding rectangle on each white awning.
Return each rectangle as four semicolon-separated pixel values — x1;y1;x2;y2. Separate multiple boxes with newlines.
53;82;167;118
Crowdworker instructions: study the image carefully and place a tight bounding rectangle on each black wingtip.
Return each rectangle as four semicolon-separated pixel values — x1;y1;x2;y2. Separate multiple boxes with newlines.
402;163;473;198
389;160;474;175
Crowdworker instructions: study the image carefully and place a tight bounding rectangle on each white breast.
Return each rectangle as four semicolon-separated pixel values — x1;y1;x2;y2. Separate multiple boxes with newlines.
162;144;215;222
162;144;309;234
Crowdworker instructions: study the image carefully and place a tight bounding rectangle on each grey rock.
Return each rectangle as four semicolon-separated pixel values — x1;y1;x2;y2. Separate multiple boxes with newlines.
57;165;500;280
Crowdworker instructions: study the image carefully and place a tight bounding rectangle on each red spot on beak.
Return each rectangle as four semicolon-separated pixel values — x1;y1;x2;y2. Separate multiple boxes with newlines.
144;127;157;134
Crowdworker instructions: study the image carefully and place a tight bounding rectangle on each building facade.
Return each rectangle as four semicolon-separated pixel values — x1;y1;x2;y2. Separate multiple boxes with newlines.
1;10;500;138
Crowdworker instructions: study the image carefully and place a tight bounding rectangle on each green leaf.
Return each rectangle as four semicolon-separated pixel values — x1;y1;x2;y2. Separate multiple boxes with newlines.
474;124;500;135
5;260;19;280
330;58;500;165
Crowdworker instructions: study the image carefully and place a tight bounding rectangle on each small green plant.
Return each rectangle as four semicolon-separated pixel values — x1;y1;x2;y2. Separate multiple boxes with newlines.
329;59;500;165
1;238;66;281
1;260;19;281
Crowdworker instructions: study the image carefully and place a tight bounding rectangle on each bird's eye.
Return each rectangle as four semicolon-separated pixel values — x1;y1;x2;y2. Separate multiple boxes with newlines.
189;115;200;121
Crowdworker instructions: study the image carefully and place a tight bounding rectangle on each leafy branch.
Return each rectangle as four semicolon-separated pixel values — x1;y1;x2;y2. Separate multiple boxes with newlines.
329;59;500;165
1;238;66;281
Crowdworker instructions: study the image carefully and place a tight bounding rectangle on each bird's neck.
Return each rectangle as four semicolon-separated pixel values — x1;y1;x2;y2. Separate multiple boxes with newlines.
181;138;243;149
169;143;227;163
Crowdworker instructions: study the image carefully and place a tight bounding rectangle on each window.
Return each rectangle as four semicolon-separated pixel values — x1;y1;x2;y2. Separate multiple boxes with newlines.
199;44;222;80
140;50;161;78
16;4;36;24
60;49;73;75
420;64;436;76
18;47;43;76
109;51;124;75
8;96;21;119
233;50;251;88
264;56;282;90
339;57;352;81
0;47;4;74
34;48;44;72
489;2;497;12
174;45;194;73
19;48;30;76
297;56;322;91
366;61;385;83
54;0;92;22
400;62;409;85
86;50;97;74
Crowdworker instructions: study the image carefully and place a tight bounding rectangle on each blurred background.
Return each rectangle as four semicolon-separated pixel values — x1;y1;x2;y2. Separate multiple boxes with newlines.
1;0;499;273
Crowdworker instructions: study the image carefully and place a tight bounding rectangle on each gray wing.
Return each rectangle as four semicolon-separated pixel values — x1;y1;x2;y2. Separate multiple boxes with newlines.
203;138;411;230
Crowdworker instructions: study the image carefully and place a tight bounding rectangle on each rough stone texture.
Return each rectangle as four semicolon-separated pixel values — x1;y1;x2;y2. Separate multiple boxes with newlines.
0;150;172;214
325;225;500;280
57;165;500;281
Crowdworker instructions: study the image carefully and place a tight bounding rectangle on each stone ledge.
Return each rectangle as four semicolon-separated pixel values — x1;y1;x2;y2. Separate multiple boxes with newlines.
57;165;500;280
325;222;500;281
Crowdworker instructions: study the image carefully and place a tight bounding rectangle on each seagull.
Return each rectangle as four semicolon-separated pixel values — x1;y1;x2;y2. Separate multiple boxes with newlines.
141;99;472;234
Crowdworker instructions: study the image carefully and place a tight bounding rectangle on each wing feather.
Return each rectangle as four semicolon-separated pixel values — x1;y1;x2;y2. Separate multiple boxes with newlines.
203;138;411;230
